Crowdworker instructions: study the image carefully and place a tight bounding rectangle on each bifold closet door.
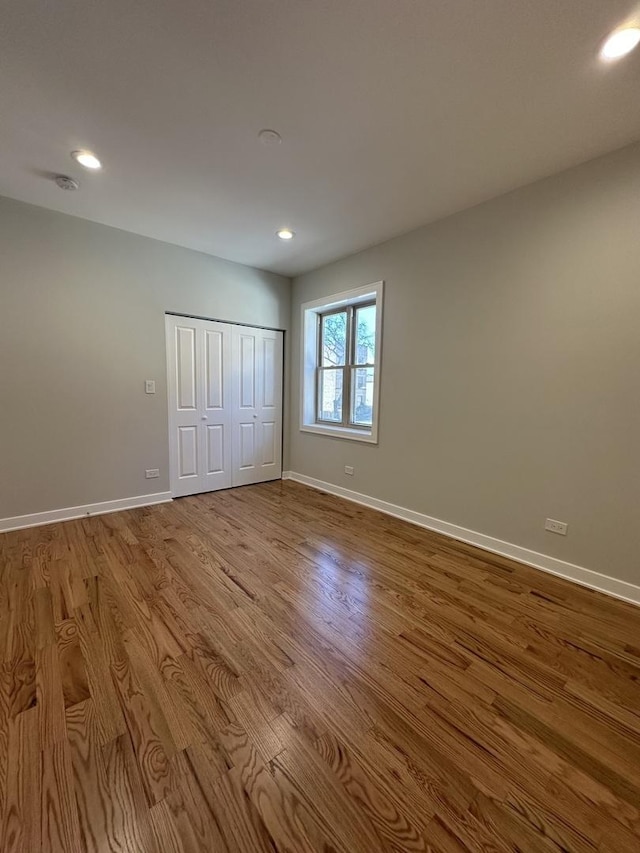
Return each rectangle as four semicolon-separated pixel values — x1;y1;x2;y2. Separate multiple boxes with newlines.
166;316;233;497
231;326;283;487
166;315;283;497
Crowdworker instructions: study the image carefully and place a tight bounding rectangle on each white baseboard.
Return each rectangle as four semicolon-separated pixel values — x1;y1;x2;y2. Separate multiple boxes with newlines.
282;471;640;608
0;492;173;534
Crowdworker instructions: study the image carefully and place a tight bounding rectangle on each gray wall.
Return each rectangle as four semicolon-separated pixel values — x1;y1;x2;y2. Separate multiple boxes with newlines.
289;142;640;586
0;196;290;518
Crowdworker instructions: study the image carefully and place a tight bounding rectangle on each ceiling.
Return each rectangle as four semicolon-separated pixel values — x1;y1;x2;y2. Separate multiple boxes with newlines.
1;1;639;277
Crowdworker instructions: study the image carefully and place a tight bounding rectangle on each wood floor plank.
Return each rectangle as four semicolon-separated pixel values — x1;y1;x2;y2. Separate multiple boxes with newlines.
148;799;186;853
270;714;388;853
75;601;126;746
41;739;83;853
66;699;114;853
160;764;231;853
102;734;159;852
57;619;91;708
206;766;278;853
218;721;326;853
313;727;430;849
1;480;639;851
109;657;178;806
161;653;232;747
1;706;41;853
36;642;66;749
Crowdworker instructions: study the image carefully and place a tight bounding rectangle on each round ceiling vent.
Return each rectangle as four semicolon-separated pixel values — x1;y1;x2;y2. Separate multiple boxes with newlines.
258;128;282;145
54;174;79;191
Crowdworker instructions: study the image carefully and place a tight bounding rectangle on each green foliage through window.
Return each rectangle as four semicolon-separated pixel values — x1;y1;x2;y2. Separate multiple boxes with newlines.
317;302;377;428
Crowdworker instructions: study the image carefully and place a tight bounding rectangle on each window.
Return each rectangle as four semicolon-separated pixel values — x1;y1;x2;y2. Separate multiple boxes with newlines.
317;302;377;427
300;282;383;443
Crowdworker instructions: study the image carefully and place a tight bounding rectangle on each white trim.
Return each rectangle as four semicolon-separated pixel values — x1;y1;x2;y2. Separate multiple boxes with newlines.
0;492;172;533
300;281;383;444
299;423;379;443
299;282;383;313
282;472;640;608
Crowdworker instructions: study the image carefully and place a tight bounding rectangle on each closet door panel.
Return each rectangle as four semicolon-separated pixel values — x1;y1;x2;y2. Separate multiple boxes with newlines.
200;322;232;492
167;316;232;496
167;319;203;497
231;327;283;487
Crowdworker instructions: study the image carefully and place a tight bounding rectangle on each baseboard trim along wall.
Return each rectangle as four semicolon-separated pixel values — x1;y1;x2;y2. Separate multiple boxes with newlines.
0;492;173;533
282;471;640;608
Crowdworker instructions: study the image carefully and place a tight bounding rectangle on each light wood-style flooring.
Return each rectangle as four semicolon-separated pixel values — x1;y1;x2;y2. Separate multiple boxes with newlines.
1;480;640;852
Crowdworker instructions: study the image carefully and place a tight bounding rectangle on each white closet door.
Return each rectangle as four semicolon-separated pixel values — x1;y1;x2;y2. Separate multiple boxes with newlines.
201;322;233;493
231;326;283;487
166;316;232;497
167;316;283;497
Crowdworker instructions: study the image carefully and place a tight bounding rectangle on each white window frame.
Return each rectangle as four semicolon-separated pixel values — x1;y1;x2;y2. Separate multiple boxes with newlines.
300;281;383;443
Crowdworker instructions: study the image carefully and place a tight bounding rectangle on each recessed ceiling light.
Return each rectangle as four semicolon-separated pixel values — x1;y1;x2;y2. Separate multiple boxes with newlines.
600;27;640;60
71;149;102;170
276;228;295;240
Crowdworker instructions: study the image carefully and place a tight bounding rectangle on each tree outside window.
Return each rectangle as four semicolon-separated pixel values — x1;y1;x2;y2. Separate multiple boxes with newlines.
317;303;376;428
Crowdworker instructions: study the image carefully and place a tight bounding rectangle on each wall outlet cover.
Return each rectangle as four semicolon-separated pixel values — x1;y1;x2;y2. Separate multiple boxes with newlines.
145;468;160;479
545;518;568;536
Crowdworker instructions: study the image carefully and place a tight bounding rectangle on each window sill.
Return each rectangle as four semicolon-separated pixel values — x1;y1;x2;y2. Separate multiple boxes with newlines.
300;423;378;444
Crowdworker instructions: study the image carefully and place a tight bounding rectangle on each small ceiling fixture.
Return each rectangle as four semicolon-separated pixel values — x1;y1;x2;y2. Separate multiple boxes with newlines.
276;228;295;240
259;129;282;145
54;174;79;191
600;27;640;60
71;149;102;169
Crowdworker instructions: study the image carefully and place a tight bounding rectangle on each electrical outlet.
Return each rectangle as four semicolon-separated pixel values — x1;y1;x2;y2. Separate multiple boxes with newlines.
344;465;354;476
145;379;156;394
145;468;160;479
545;518;568;536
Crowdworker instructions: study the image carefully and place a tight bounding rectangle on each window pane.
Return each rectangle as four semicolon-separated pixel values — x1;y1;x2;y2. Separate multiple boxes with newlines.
318;369;343;422
355;305;376;364
321;312;347;366
351;367;374;426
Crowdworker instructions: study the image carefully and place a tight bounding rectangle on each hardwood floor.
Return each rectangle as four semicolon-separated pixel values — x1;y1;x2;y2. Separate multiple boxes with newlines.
1;480;640;852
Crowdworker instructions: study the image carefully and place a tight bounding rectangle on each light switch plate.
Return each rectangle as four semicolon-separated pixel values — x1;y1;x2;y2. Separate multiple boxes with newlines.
145;379;156;394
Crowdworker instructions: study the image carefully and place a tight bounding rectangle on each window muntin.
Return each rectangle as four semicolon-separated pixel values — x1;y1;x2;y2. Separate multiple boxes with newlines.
316;301;376;429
